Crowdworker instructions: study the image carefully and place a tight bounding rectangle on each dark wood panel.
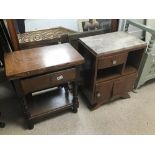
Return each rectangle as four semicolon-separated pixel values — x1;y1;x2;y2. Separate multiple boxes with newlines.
95;81;113;104
78;32;146;109
21;68;76;94
69;29;106;50
6;19;20;51
112;73;137;98
5;43;84;80
111;19;119;32
98;53;127;69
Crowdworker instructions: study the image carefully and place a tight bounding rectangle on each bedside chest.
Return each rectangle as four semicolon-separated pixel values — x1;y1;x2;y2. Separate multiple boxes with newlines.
78;31;147;109
4;43;84;129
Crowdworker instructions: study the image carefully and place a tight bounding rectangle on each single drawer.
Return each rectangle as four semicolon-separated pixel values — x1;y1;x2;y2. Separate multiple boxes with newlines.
20;68;76;94
95;80;113;104
98;53;127;69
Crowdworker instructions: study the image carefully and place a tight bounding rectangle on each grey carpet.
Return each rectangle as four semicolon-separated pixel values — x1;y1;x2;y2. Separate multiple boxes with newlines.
1;69;155;135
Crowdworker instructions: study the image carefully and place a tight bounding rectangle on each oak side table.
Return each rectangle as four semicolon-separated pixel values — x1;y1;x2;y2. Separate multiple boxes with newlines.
4;43;84;129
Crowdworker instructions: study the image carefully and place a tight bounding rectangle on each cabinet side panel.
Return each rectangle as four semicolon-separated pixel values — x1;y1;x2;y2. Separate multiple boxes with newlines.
78;42;97;104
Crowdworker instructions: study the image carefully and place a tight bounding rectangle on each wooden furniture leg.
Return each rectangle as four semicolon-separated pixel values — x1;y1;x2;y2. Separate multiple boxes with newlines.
72;81;79;113
0;112;5;128
64;83;69;96
22;96;34;129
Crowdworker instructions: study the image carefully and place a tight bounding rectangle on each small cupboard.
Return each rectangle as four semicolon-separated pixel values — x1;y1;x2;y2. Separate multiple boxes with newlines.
78;31;147;109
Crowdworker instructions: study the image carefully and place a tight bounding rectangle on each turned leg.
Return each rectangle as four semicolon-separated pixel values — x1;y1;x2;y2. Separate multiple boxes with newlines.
72;81;79;113
64;83;69;96
21;95;34;130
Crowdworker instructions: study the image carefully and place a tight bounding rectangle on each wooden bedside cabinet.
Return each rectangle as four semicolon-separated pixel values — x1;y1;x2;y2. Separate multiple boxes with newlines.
4;43;84;129
78;31;147;109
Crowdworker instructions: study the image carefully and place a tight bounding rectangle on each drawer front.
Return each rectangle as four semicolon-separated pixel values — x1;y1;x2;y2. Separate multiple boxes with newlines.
95;81;113;104
98;53;127;69
20;68;76;94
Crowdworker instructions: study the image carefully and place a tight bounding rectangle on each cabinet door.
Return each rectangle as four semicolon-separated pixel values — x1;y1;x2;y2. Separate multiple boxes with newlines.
112;73;137;98
95;81;113;104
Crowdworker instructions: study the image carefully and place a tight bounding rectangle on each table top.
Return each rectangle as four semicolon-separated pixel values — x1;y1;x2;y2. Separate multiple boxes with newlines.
5;43;84;80
79;31;147;56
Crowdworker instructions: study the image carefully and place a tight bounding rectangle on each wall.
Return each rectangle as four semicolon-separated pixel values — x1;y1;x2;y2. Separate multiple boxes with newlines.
25;19;79;32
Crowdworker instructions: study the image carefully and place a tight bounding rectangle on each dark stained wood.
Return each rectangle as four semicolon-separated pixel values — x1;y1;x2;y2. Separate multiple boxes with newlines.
111;19;119;32
0;20;13;52
95;80;113;104
98;53;127;69
4;43;84;129
27;88;73;121
68;29;107;50
78;32;147;109
0;112;5;128
97;65;123;82
112;73;137;98
6;19;20;51
21;68;76;94
5;43;84;80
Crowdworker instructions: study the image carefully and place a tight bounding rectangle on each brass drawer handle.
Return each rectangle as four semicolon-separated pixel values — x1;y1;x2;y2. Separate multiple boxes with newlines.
57;75;64;81
112;60;117;65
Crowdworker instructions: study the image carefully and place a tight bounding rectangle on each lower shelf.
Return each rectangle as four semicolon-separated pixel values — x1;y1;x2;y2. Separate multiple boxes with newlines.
26;88;73;120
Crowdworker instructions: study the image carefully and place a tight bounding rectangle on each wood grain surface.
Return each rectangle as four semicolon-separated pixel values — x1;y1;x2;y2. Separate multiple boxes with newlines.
5;43;84;80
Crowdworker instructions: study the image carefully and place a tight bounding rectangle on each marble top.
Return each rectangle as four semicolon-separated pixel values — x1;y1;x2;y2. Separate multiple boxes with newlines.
79;31;147;55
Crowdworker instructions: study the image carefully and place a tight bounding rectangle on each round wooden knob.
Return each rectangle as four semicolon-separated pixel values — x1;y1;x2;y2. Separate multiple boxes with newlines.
97;92;101;98
112;60;117;65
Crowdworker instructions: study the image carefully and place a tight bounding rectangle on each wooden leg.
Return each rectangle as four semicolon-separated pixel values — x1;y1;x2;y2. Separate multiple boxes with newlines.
0;112;5;128
72;81;79;113
64;83;69;96
21;95;34;130
11;81;17;93
0;122;5;128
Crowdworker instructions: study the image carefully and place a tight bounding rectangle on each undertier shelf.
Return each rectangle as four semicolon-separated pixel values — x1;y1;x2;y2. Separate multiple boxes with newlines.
26;88;73;120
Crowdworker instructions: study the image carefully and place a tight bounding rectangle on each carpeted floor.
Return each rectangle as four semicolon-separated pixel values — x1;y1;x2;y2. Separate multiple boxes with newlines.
1;69;155;135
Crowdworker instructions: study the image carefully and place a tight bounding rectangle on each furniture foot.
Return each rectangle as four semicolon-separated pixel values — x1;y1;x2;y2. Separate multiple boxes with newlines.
132;89;138;93
0;112;5;128
21;95;34;129
0;122;5;128
121;93;130;99
72;106;78;113
27;120;34;130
